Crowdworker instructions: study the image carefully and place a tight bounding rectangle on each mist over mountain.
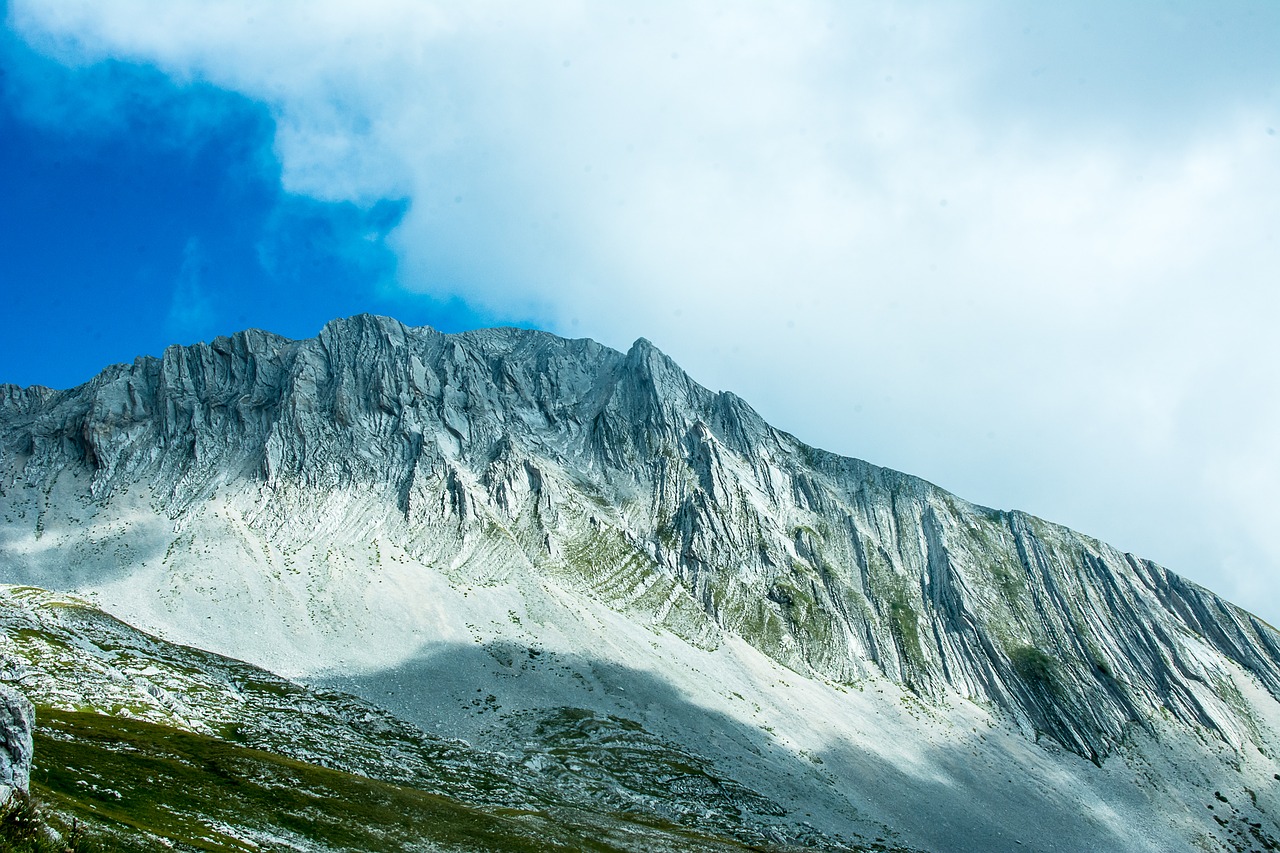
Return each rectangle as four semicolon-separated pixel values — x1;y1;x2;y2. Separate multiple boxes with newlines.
1;314;1278;852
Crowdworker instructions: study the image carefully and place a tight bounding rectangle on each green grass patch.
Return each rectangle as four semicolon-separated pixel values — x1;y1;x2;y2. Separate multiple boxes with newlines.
887;589;924;668
1009;645;1057;691
30;708;758;852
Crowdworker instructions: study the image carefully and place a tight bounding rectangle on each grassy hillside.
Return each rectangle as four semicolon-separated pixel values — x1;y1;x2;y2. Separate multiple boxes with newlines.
31;707;768;853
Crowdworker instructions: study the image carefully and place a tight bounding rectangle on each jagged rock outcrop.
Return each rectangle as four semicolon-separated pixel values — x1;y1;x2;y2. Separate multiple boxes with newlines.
2;314;1278;770
0;684;33;801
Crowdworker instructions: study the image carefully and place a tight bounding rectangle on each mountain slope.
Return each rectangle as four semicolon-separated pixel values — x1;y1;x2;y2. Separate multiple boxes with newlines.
0;585;834;851
2;314;1279;851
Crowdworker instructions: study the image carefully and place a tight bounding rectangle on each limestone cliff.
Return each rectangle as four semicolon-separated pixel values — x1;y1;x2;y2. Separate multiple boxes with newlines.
3;314;1276;771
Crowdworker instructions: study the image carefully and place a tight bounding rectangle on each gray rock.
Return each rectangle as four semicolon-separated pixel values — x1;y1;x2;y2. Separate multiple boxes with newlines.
4;314;1280;851
0;684;33;801
1;313;1278;765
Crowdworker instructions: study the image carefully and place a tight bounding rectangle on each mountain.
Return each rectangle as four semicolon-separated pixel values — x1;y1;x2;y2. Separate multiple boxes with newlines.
1;313;1278;852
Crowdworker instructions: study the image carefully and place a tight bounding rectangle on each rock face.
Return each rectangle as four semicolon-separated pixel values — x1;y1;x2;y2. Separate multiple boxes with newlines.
0;684;33;801
1;315;1279;851
4;315;1277;760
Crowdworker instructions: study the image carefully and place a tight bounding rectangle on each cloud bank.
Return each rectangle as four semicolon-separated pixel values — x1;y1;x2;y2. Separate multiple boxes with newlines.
10;0;1280;621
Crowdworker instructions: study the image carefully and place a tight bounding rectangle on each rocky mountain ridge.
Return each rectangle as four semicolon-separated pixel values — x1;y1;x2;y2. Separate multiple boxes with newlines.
2;314;1279;852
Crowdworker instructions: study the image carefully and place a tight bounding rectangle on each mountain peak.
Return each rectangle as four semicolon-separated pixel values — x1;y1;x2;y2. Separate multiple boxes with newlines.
321;312;414;334
627;336;656;353
622;335;679;374
2;315;1280;853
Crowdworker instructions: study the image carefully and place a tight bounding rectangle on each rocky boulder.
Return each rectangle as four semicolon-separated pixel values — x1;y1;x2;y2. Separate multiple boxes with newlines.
0;684;33;802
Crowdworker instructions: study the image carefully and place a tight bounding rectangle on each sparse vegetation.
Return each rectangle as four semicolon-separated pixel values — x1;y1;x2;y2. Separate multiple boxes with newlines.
887;588;924;668
29;708;767;852
990;563;1023;600
0;790;106;852
1009;644;1057;690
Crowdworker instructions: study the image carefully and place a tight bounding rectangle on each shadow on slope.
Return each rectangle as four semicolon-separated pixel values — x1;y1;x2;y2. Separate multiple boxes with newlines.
0;475;176;592
321;641;1161;853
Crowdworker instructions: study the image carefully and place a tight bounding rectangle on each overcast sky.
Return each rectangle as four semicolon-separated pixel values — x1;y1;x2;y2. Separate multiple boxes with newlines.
2;1;1278;625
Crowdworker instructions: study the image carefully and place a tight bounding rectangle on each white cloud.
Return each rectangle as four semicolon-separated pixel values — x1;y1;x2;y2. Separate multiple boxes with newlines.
164;237;215;341
10;0;1280;623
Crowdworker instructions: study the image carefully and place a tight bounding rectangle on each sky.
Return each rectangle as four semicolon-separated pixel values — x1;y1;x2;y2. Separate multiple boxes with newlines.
1;1;1278;625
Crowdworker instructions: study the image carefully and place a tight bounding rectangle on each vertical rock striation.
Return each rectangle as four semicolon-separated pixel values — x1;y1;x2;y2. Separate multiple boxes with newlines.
2;314;1278;766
